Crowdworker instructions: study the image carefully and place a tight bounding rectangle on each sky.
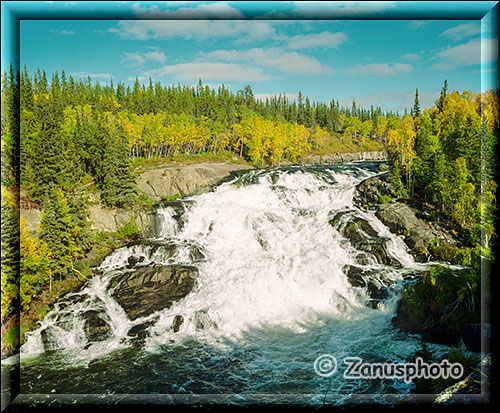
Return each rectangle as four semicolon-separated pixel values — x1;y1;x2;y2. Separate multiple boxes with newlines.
8;1;500;112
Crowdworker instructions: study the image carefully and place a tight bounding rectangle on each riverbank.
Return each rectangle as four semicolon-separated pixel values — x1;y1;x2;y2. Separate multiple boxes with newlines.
11;162;427;403
4;151;388;359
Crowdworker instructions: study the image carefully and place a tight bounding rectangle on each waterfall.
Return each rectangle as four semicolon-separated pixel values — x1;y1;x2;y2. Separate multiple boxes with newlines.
19;162;430;400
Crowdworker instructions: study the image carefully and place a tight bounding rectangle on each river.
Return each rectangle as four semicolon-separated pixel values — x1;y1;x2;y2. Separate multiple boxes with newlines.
5;162;449;407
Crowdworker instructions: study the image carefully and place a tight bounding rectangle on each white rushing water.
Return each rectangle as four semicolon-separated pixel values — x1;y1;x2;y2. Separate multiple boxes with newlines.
19;163;434;402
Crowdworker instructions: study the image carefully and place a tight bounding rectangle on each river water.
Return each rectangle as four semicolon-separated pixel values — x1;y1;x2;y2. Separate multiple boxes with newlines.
8;162;448;407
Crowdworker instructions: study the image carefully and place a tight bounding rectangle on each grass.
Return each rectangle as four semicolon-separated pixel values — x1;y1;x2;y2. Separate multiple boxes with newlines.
311;134;384;156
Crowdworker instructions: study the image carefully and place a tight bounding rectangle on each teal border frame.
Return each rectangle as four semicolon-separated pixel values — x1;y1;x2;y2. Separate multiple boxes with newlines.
1;1;498;410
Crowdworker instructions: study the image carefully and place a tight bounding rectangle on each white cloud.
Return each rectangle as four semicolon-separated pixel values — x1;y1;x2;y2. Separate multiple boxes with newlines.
407;20;429;30
109;19;277;41
144;51;167;64
431;38;485;70
123;52;146;66
123;51;167;66
287;31;348;49
71;72;114;81
400;52;421;62
347;63;413;76
481;37;499;64
199;47;333;75
145;62;270;82
132;1;244;19
440;23;480;41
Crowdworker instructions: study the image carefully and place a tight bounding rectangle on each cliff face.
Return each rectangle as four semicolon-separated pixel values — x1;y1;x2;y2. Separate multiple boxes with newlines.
304;150;387;164
21;162;253;239
136;162;253;202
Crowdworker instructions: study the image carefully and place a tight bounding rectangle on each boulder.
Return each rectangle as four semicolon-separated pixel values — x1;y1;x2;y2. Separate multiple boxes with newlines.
353;172;397;208
137;163;252;202
82;310;112;343
376;203;435;262
345;265;391;308
172;315;184;333
111;265;198;320
330;211;400;267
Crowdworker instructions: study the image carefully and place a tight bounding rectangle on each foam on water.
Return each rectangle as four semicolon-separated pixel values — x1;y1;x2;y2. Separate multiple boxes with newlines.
19;163;434;401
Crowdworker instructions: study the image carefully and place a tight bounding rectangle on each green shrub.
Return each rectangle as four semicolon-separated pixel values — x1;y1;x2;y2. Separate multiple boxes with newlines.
378;195;392;204
115;219;139;240
400;265;480;333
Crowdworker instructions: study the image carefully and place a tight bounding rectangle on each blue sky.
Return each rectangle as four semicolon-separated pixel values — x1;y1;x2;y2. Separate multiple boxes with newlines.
7;1;499;112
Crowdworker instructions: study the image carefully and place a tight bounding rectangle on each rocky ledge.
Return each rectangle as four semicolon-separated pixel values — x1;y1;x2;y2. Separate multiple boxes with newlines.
137;162;253;202
354;173;437;262
110;265;198;321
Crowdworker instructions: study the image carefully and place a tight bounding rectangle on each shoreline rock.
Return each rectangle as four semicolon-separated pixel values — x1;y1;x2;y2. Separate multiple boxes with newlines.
376;203;436;262
110;264;198;321
137;162;253;202
304;150;387;164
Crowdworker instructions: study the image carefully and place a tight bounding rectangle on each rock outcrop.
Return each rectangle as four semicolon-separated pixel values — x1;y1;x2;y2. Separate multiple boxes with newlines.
88;205;153;237
376;203;436;262
329;210;401;267
110;265;198;321
304;150;387;165
353;171;396;208
137;162;252;202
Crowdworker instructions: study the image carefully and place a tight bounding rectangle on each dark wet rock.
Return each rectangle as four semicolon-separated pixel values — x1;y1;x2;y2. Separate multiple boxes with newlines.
111;265;198;320
127;319;157;344
376;203;436;262
126;255;145;268
331;211;400;267
172;315;184;333
40;328;52;350
82;310;112;342
353;172;397;208
116;239;205;269
194;310;217;331
344;265;390;308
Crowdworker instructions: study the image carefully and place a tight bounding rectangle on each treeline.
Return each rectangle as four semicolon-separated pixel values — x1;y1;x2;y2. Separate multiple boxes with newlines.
386;82;498;248
0;65;498;352
3;64;406;205
11;67;395;173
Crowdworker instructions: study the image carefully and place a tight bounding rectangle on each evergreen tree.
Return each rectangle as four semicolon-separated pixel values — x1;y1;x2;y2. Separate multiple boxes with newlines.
297;91;305;125
39;187;77;282
412;88;421;118
29;95;71;202
100;125;137;208
437;79;448;112
304;97;315;128
1;185;19;323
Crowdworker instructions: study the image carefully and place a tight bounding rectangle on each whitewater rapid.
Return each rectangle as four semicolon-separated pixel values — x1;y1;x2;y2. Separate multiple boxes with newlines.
18;162;435;403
